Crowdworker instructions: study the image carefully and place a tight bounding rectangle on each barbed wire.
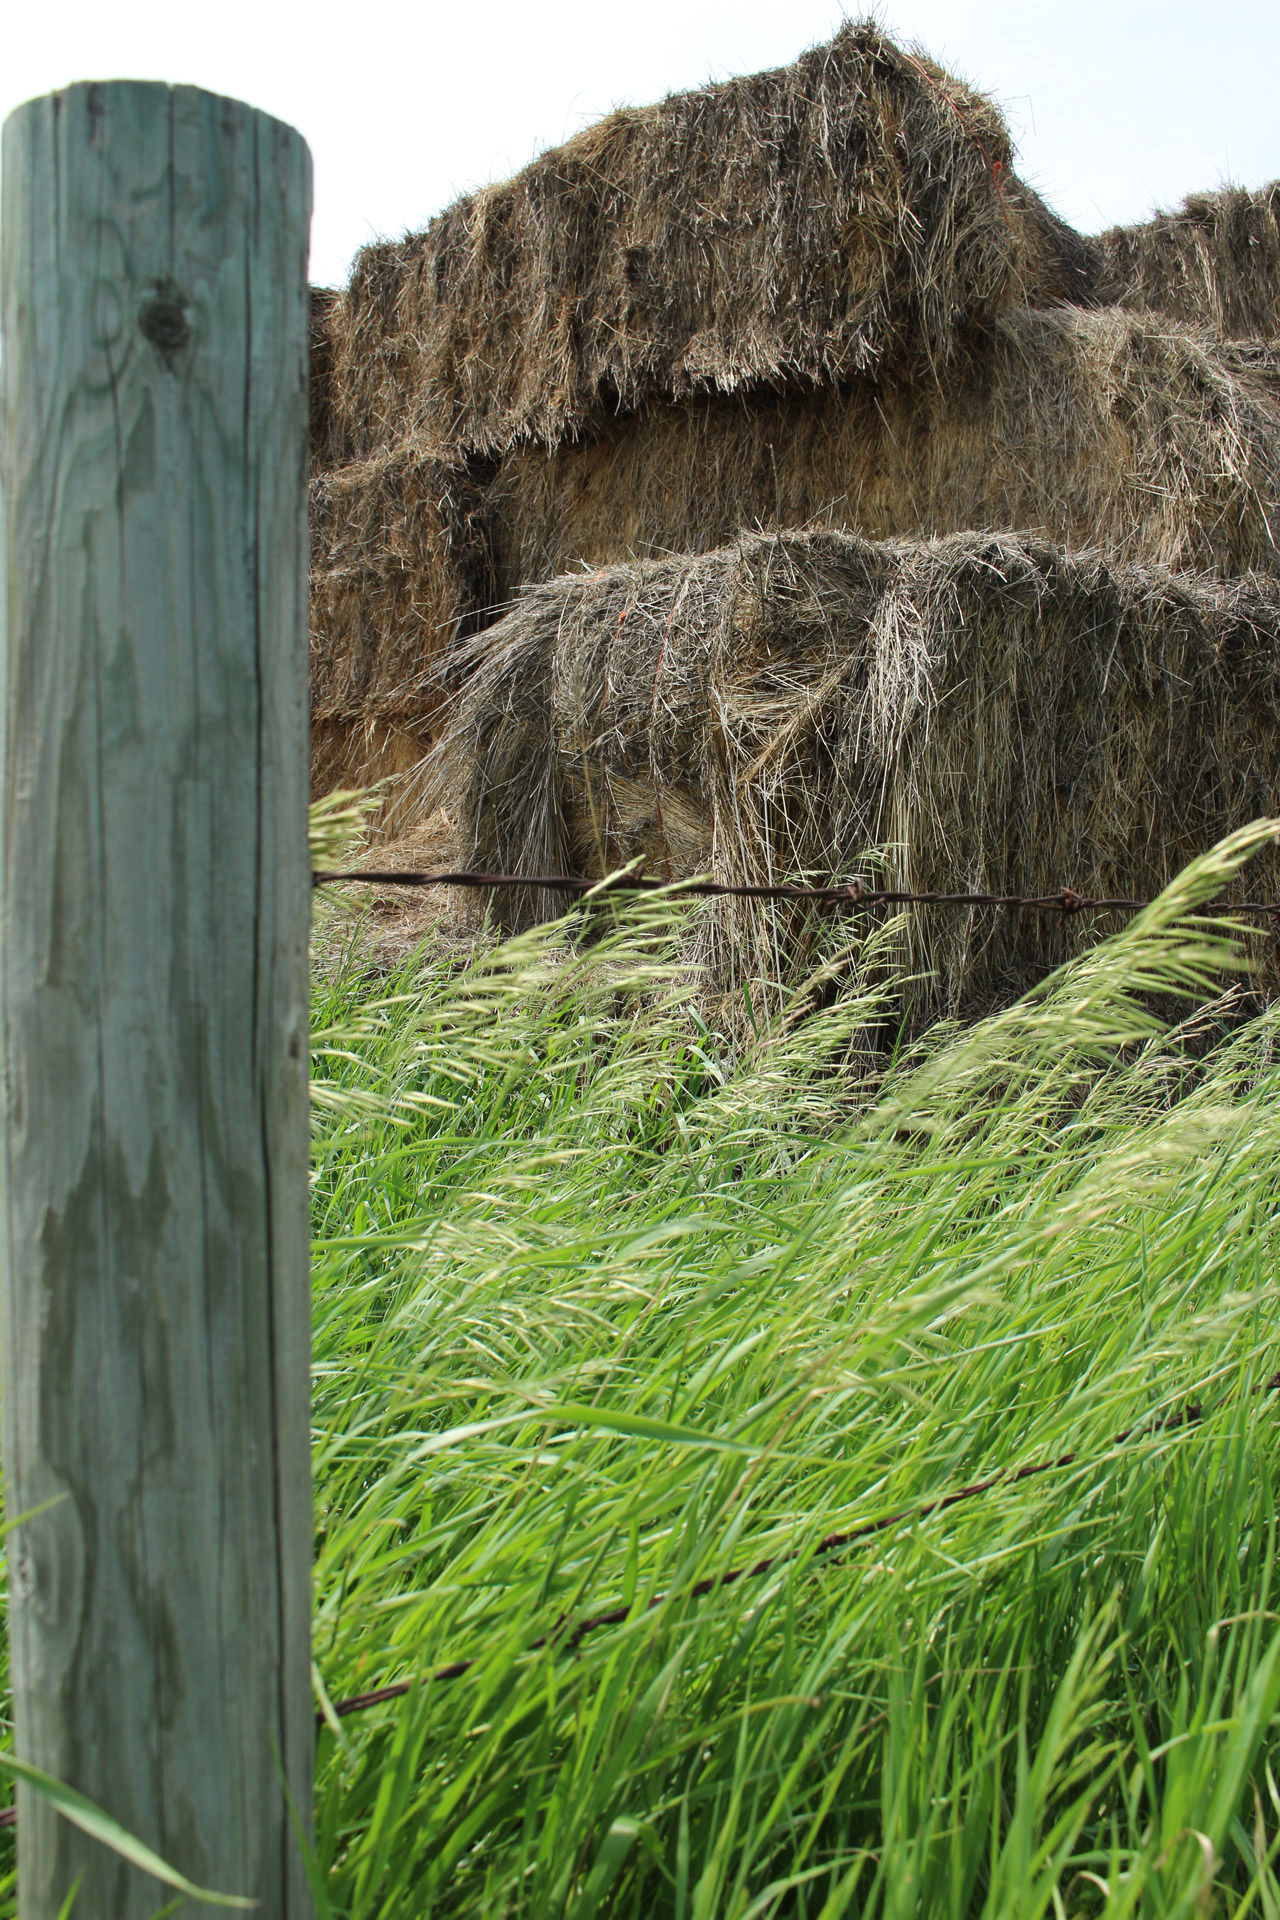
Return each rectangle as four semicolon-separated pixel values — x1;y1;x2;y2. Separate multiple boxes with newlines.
0;1385;1271;1829
316;1374;1280;1727
313;868;1280;919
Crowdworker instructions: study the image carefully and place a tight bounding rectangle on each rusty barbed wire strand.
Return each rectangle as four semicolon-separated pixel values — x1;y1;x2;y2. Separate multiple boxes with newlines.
312;869;1280;919
316;1374;1280;1726
0;1387;1272;1830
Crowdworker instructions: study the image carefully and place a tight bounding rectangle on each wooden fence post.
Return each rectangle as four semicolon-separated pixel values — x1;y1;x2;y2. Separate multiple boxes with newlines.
0;84;314;1917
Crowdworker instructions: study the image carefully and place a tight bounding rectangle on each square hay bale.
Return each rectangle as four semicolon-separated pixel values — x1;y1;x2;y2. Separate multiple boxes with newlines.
487;308;1280;595
321;22;1097;465
1098;184;1280;342
430;529;1280;1020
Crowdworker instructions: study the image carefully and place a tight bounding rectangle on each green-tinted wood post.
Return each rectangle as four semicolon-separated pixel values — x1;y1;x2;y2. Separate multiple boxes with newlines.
0;85;314;1917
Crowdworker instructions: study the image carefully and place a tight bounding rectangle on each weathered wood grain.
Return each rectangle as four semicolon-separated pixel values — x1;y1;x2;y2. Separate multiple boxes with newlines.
0;83;313;1917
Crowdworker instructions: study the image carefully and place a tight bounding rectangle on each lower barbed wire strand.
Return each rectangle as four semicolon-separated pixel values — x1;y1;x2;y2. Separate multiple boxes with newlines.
317;1374;1280;1727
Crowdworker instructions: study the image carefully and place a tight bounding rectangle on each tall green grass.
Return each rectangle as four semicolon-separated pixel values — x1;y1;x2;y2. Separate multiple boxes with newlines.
1;828;1278;1915
306;823;1280;1917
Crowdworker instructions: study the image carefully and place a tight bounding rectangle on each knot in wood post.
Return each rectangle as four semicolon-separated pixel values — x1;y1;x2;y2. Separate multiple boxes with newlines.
0;84;314;1917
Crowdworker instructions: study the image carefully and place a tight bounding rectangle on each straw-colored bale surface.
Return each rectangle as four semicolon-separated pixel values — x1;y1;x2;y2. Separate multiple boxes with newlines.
309;443;492;791
489;309;1280;597
1099;184;1280;342
427;529;1280;1019
320;23;1095;465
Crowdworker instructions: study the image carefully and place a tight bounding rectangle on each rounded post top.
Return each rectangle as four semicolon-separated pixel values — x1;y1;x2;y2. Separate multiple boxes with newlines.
2;79;310;173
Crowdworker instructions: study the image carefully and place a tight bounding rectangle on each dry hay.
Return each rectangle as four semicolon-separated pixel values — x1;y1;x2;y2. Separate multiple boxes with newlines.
305;21;1280;848
311;807;473;971
310;286;340;470
312;309;1280;796
489;307;1280;598
425;528;1280;1022
1099;184;1280;342
320;21;1096;466
309;443;492;794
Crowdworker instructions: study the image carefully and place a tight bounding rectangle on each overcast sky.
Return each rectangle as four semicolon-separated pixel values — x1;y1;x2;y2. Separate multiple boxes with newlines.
3;1;1278;290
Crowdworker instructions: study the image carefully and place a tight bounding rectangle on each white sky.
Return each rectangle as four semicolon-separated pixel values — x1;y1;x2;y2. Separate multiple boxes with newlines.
3;1;1278;291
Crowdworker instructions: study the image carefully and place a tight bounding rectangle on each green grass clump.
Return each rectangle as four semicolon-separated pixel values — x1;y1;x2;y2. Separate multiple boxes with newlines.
307;824;1280;1918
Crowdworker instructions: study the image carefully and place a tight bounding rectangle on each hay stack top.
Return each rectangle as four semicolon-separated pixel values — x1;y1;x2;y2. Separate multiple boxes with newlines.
1098;184;1280;342
320;22;1095;464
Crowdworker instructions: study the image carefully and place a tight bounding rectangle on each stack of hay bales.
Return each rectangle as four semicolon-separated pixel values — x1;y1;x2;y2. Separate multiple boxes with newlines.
310;20;1280;1014
308;20;1101;786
